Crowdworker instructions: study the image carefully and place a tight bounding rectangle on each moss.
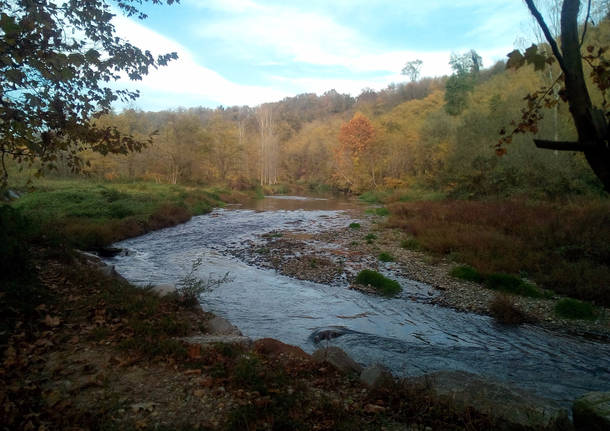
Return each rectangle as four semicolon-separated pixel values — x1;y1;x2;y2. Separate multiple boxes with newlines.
355;269;402;296
555;298;598;320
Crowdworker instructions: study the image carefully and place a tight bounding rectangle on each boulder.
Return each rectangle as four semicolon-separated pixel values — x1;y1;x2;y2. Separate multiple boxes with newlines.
253;338;310;360
150;284;177;297
408;370;570;430
360;363;394;389
182;335;252;349
312;346;362;374
573;391;610;431
206;316;243;336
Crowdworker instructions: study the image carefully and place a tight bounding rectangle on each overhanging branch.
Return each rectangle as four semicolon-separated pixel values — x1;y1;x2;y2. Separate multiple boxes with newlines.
523;0;567;72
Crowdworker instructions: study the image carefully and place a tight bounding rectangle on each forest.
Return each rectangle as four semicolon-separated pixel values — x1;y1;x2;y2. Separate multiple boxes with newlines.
14;19;604;201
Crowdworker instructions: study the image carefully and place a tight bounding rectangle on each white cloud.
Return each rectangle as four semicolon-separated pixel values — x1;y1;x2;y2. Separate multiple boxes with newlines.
111;14;288;108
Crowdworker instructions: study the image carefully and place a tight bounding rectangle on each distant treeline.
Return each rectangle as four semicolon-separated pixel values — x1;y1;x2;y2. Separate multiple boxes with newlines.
34;20;609;199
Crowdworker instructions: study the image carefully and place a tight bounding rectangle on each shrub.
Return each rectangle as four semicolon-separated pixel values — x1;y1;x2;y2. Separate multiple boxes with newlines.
349;222;361;229
450;265;484;283
489;294;532;324
378;252;394;262
484;273;543;298
400;238;420;250
176;257;232;307
375;207;390;216
354;269;401;296
554;298;597;320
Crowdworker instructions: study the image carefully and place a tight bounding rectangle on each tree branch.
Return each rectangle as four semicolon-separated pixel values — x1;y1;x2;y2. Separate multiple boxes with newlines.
580;0;592;47
533;139;595;151
523;0;566;71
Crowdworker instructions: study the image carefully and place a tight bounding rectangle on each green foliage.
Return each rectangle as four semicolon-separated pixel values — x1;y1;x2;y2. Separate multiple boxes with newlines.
378;252;394;262
354;269;402;295
554;298;598;320
359;190;390;203
374;207;390;216
450;265;485;283
484;273;545;298
176;257;232;307
349;222;361;229
489;294;532;325
12;179;224;249
0;0;178;186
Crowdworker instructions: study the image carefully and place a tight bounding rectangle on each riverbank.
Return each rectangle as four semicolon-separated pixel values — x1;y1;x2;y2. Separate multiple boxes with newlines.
239;208;610;340
2;246;518;430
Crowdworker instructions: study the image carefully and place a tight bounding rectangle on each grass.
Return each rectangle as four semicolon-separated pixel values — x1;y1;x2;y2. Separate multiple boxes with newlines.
365;233;376;244
387;199;610;306
378;252;394;262
358;190;391;204
10;178;234;250
450;265;485;283
400;238;420;250
450;265;550;298
354;269;402;296
554;298;598;320
349;222;361;229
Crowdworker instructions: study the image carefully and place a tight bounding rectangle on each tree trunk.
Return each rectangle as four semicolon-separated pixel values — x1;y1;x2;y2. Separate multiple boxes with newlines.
525;0;610;191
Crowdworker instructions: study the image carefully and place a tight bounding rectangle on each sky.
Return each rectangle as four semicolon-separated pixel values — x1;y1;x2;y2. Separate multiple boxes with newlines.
112;0;538;111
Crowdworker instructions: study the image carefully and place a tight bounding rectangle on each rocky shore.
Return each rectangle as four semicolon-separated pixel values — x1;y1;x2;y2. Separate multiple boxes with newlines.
232;210;610;340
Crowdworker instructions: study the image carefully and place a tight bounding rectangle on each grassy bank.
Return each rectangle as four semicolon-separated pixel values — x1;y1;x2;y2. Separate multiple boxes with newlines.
387;199;610;306
9;179;252;250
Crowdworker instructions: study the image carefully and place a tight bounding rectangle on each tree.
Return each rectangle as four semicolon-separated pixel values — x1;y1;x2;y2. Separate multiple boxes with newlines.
334;112;377;190
0;0;178;188
500;0;610;191
402;59;423;82
444;50;482;115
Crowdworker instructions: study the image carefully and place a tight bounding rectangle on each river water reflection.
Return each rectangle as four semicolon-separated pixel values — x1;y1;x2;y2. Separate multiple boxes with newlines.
105;196;610;407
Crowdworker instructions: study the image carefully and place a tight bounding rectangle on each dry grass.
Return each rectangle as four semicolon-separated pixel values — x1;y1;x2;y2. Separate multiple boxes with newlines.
387;199;610;306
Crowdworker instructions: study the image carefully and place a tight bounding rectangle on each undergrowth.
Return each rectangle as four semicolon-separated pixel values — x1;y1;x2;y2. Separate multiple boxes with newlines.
388;199;610;305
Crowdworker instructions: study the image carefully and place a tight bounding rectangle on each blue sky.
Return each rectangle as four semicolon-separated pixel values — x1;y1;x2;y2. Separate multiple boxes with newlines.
113;0;537;111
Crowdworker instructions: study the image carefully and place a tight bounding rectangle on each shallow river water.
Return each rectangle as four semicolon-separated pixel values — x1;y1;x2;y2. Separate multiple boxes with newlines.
104;196;610;407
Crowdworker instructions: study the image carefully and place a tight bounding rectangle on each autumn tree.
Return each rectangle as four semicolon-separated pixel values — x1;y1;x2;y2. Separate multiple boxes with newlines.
0;0;177;189
334;112;377;191
500;0;610;191
445;50;483;115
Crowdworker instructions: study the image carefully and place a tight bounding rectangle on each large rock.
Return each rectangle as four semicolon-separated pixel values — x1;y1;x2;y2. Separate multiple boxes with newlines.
409;370;570;430
253;338;310;360
360;363;394;389
206;316;242;336
150;284;177;297
312;346;362;374
182;335;252;349
573;391;610;431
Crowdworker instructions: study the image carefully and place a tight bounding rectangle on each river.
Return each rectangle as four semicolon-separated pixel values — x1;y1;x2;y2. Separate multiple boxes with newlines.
104;196;610;407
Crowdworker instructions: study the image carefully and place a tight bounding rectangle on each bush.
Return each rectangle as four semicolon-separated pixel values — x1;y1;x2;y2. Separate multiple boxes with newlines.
400;238;420;250
378;252;394;262
554;298;597;320
484;273;544;298
354;269;402;296
375;207;390;216
489;294;532;324
176;257;232;307
450;265;484;283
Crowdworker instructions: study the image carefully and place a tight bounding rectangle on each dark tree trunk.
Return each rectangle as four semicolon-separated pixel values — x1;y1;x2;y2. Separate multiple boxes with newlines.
525;0;610;192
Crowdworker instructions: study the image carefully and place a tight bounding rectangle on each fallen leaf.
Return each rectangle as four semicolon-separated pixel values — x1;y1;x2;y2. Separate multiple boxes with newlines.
184;369;202;376
44;315;61;327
